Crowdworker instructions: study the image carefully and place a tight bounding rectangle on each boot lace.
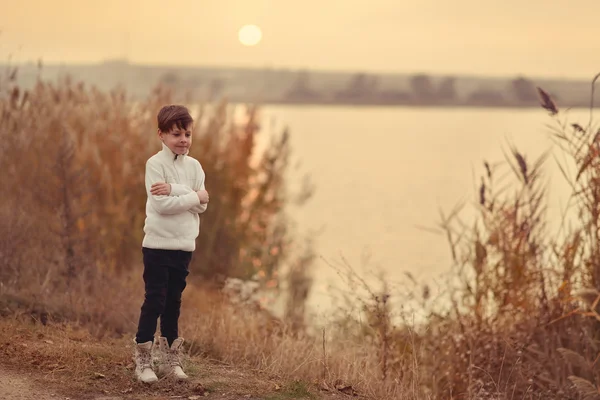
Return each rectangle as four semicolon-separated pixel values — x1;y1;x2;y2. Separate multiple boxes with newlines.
167;348;183;367
137;349;152;370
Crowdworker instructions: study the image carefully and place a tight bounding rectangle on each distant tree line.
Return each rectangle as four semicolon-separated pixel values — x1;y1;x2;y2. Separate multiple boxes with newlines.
157;68;557;107
284;72;548;106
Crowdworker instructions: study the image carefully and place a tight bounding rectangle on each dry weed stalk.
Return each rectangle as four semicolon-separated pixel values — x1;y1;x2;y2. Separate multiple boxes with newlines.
427;73;600;398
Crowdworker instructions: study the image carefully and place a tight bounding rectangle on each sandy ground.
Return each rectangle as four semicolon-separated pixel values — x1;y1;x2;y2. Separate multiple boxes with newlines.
0;365;61;400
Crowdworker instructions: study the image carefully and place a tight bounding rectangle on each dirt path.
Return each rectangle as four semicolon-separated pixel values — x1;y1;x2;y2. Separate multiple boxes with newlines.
0;361;270;400
0;365;60;400
0;362;327;399
0;317;344;400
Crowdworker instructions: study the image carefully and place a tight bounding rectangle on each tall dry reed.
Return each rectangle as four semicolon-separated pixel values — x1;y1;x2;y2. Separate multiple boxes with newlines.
0;65;313;331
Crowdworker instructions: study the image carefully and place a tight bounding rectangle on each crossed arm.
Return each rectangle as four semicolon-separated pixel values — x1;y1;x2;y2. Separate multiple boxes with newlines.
151;182;209;214
145;160;209;215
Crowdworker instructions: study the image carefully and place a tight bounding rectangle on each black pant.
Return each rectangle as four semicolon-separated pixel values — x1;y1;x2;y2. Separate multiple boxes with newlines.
135;247;191;345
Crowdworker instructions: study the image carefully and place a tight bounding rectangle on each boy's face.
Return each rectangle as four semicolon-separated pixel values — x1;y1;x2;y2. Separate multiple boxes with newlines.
158;124;193;156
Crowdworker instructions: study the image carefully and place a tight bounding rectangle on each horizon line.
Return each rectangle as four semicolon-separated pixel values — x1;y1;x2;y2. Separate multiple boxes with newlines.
1;58;597;83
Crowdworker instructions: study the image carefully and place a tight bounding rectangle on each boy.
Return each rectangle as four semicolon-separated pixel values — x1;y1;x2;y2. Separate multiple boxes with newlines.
133;105;210;383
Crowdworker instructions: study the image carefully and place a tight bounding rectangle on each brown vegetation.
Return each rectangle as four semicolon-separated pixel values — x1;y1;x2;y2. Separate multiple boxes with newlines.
3;64;600;399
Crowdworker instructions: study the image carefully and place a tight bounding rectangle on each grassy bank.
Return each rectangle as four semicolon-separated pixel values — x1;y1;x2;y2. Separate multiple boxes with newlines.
0;315;323;399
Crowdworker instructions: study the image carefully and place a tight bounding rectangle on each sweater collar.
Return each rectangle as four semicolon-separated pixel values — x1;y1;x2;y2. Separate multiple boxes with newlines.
160;143;187;161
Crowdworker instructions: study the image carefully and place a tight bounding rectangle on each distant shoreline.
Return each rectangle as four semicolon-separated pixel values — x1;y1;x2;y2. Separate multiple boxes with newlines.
250;98;598;110
3;60;597;110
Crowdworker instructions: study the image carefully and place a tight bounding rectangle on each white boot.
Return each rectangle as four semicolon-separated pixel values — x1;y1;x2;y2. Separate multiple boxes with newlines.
157;337;189;380
133;339;158;383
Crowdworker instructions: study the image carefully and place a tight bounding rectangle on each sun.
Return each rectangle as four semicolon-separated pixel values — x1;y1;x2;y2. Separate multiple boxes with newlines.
238;25;262;46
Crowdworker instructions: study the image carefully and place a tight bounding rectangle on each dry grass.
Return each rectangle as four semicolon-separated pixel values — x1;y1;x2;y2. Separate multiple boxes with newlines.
0;316;327;399
181;286;399;398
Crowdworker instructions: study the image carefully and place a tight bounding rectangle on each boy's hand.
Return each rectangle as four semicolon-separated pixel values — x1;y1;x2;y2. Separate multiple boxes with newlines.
150;182;171;196
197;189;210;204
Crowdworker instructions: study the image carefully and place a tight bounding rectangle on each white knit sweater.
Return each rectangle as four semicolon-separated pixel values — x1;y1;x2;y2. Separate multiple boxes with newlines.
142;143;208;251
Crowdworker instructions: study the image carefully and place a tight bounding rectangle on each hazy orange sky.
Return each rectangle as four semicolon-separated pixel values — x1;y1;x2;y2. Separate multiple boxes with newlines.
1;0;598;79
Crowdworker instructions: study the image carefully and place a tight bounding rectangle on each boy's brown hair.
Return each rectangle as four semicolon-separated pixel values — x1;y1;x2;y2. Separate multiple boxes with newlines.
157;105;193;132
